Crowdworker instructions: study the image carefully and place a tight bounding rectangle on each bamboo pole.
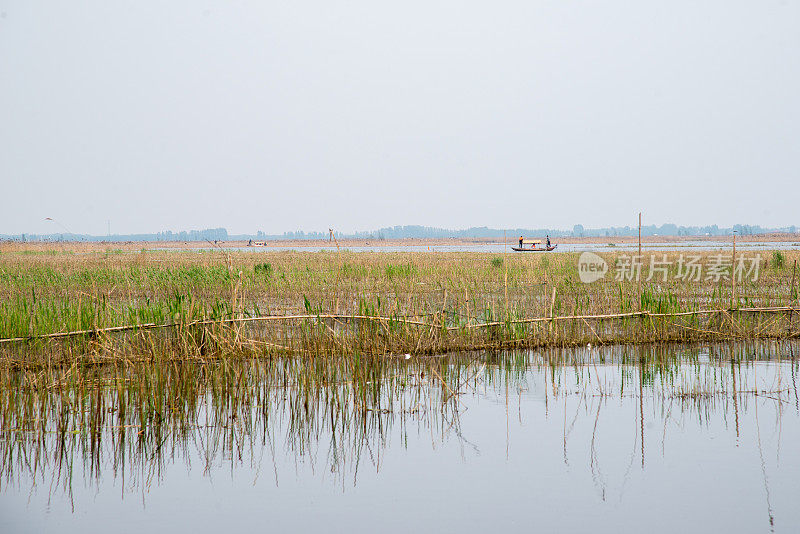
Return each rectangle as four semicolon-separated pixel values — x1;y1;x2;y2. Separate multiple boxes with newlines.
638;212;642;259
789;260;797;336
504;230;508;314
732;230;737;308
2;306;799;344
638;212;642;306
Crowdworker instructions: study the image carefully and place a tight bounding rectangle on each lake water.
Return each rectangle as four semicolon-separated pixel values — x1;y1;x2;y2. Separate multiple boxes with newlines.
154;240;800;254
1;342;799;533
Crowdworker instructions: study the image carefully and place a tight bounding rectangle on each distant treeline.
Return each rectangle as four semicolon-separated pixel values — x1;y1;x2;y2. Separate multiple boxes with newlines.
3;223;798;242
4;228;230;243
333;224;798;240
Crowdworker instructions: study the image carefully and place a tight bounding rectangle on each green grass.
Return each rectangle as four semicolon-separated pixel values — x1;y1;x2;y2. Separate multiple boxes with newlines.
254;262;273;276
772;250;785;269
385;263;416;279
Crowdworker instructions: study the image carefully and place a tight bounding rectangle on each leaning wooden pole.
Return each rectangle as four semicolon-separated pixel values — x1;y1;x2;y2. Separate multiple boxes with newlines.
732;231;737;308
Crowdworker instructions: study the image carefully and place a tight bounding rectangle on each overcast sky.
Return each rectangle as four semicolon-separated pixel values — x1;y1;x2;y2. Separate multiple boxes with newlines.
1;1;798;235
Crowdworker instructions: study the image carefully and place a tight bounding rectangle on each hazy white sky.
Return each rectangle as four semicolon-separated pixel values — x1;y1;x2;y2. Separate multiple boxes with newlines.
1;1;798;235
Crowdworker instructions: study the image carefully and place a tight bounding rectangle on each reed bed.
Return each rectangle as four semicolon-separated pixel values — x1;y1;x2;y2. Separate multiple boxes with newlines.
0;248;798;364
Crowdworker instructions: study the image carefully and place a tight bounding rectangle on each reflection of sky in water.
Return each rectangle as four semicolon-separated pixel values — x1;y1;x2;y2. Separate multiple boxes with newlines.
1;344;799;533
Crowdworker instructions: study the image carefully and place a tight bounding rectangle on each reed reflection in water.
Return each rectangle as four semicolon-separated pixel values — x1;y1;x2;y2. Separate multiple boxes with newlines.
1;341;799;533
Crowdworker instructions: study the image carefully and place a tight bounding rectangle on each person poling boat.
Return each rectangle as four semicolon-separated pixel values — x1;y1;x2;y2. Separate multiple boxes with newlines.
512;236;557;252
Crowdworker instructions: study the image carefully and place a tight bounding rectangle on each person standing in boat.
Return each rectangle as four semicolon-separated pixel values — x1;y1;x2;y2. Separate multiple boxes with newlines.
546;235;551;248
519;236;523;248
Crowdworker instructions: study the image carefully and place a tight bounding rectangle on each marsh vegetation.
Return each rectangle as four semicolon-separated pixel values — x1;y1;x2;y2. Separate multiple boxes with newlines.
0;249;797;363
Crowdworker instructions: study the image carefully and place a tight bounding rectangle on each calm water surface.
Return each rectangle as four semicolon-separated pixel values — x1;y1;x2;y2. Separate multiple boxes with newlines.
1;343;799;533
151;240;800;254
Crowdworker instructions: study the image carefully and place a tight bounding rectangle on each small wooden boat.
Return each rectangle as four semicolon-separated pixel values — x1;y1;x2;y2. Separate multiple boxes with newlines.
511;245;557;252
512;239;557;252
